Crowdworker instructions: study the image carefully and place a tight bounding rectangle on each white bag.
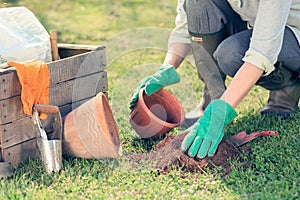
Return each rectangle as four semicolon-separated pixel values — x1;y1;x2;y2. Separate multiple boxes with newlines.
0;6;52;64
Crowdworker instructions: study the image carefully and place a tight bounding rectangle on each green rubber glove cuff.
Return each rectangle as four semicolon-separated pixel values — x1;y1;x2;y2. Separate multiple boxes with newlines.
129;63;180;109
144;63;180;95
208;99;237;125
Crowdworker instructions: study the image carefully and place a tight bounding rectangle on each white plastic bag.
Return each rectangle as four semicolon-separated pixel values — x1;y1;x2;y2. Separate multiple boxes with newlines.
0;6;52;64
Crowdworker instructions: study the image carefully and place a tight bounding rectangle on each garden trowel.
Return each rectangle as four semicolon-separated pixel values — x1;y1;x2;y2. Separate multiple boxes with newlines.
32;104;63;173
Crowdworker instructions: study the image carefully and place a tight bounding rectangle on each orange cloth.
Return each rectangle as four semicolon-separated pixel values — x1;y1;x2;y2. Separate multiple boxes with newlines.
8;60;50;119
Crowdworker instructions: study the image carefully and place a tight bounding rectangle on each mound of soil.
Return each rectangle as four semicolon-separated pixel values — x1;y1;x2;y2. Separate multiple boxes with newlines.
127;131;251;175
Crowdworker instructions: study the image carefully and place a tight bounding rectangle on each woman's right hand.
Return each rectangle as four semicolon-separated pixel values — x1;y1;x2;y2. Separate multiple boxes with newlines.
129;63;180;109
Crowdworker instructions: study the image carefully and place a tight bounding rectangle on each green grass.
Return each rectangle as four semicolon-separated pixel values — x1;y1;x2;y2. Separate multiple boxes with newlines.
1;1;300;199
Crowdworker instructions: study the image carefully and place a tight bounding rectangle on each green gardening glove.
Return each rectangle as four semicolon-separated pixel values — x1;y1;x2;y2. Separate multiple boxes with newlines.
129;63;180;109
181;99;237;158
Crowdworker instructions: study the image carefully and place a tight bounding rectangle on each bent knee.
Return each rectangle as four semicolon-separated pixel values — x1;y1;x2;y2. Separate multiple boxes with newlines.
214;38;245;77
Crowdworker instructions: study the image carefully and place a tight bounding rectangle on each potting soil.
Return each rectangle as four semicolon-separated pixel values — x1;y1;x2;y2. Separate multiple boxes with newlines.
127;131;251;176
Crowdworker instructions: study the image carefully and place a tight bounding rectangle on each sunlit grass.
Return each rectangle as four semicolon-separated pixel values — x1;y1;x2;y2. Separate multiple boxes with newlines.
0;1;299;199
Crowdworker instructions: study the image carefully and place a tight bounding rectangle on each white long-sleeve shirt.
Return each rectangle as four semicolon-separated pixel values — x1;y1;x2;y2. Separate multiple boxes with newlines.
168;0;300;74
167;0;191;59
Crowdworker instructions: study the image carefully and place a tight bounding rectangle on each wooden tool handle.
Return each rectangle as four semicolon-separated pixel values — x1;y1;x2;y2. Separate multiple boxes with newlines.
35;104;60;114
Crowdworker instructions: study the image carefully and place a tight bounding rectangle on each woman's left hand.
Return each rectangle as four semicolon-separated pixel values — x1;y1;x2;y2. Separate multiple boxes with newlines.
181;99;237;158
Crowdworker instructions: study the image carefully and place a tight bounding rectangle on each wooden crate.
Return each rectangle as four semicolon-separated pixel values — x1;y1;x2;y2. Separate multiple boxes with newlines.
0;44;107;167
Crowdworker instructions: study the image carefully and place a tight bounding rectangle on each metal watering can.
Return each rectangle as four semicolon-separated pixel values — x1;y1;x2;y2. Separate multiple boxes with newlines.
32;104;63;173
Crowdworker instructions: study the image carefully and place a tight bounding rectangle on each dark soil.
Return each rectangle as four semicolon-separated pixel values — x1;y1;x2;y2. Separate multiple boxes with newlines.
127;131;251;176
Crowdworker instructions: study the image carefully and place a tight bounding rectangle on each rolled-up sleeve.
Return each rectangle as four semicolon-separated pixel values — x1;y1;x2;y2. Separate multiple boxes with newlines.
242;0;292;75
167;0;191;58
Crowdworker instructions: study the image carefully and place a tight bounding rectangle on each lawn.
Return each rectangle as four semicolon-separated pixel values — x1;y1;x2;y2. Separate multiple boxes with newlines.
0;0;299;199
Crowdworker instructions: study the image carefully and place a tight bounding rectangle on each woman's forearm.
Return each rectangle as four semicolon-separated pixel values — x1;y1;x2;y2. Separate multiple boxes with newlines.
163;52;185;69
221;62;264;108
164;43;191;69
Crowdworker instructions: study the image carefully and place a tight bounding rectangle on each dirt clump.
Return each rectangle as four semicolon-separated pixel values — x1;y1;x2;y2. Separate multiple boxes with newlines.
127;131;251;176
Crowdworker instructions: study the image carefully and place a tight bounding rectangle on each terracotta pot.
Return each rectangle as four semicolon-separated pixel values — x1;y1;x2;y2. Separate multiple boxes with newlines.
130;88;184;138
63;92;122;159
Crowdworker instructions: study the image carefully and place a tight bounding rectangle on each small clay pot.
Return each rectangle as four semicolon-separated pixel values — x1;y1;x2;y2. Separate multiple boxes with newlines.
130;88;184;138
63;92;122;159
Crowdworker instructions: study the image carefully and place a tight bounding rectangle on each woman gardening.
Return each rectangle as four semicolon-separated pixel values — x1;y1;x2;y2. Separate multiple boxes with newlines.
130;0;300;159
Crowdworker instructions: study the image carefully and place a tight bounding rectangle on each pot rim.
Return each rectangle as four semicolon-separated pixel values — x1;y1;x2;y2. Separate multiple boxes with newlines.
137;88;184;128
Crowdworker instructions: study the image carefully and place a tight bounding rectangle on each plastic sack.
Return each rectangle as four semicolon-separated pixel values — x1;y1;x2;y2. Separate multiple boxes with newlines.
0;6;52;64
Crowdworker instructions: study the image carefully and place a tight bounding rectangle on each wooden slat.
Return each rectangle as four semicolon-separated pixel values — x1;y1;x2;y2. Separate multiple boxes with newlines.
0;117;34;149
0;70;21;99
59;97;95;118
0;47;106;100
48;48;106;84
0;71;108;125
1;138;38;167
49;71;108;105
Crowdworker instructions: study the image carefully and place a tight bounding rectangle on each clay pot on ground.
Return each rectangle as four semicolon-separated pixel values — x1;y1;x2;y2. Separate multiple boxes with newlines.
130;88;185;138
63;92;122;159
